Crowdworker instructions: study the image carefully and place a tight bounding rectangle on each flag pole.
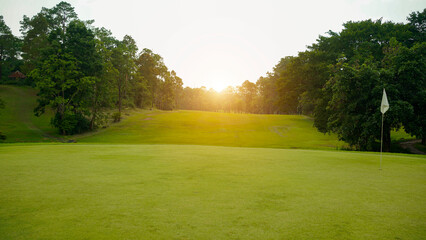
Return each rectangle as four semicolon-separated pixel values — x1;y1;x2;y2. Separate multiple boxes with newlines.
380;113;384;170
380;88;389;171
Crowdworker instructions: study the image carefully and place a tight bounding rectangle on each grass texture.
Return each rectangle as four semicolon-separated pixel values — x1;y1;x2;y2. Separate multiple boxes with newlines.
0;144;425;239
78;110;346;150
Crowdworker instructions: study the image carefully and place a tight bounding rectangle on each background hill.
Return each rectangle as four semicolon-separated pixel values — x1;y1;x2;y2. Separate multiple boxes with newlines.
0;85;416;152
77;110;346;150
0;85;57;142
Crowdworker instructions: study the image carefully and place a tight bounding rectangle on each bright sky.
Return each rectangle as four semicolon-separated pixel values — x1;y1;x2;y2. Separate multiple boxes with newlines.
0;0;424;91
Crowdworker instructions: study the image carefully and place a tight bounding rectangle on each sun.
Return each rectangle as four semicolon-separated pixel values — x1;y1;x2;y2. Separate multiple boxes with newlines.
206;73;233;92
209;81;228;92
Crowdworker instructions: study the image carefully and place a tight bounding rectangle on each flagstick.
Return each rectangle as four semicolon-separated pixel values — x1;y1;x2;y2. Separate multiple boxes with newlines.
380;88;389;171
380;113;384;170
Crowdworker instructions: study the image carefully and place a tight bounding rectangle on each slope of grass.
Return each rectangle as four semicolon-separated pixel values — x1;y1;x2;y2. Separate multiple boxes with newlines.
78;110;346;150
0;85;56;142
0;144;425;239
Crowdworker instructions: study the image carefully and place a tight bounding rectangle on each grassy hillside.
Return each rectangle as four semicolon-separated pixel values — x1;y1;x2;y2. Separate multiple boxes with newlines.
0;85;416;151
0;144;424;239
78;110;347;150
0;85;57;142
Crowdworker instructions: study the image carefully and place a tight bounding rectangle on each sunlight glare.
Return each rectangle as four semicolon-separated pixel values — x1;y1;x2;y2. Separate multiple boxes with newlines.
207;73;233;92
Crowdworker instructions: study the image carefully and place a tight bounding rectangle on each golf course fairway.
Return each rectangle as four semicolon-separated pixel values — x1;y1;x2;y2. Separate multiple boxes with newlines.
1;144;424;239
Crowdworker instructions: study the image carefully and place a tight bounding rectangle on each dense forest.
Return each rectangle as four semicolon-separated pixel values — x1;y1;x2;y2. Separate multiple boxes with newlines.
0;2;424;151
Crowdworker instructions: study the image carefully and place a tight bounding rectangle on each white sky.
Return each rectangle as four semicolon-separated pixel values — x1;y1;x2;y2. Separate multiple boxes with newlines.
0;0;424;91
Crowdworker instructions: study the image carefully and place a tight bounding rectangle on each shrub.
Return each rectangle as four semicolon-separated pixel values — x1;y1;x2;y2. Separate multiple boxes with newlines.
112;112;121;123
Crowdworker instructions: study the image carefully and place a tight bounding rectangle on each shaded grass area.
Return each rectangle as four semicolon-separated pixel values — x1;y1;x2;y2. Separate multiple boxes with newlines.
0;144;425;239
0;85;57;142
78;110;346;150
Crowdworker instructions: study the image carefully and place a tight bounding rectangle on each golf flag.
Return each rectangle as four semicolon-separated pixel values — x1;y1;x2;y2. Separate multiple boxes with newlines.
381;89;389;114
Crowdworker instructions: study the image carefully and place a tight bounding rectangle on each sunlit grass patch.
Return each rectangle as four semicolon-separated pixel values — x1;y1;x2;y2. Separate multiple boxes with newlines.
78;110;346;150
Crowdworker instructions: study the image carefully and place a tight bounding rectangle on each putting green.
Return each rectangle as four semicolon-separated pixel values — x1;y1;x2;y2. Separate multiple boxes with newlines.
0;144;425;239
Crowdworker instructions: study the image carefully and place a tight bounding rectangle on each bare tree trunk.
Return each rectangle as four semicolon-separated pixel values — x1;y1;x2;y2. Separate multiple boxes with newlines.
0;47;4;81
124;73;128;107
90;85;97;130
60;72;65;135
118;77;122;121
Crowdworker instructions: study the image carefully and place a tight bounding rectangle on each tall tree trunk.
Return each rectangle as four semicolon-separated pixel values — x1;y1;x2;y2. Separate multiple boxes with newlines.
90;85;97;130
0;47;3;81
90;111;96;130
117;77;122;122
61;75;65;135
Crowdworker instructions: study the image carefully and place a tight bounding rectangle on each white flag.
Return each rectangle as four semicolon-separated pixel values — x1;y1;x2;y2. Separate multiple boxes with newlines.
381;88;389;114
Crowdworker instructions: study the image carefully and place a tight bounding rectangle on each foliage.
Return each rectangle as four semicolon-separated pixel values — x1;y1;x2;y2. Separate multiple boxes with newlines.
268;13;425;151
16;1;184;133
111;35;138;119
0;16;22;83
389;41;426;144
112;112;121;123
9;1;426;147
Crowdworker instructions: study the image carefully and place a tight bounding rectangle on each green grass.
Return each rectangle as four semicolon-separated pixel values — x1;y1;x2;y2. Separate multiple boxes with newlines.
1;86;425;239
78;110;346;150
0;144;425;239
0;85;57;142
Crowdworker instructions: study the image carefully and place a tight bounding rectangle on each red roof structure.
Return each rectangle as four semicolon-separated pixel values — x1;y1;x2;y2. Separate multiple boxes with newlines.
8;70;26;79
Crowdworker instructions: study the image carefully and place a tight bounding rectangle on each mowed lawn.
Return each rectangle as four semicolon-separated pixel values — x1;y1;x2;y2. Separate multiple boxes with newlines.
0;144;425;239
78;110;346;150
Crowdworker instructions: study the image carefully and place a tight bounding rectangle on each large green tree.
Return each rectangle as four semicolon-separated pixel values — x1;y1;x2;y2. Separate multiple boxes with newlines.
386;41;426;144
135;48;168;109
158;70;183;110
20;2;78;80
20;10;50;76
110;35;138;120
31;17;102;134
238;80;257;113
0;16;21;82
90;27;119;127
270;12;425;151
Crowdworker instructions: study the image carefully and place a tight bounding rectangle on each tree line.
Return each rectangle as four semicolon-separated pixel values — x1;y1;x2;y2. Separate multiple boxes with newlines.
1;2;183;135
173;10;425;151
0;2;424;151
